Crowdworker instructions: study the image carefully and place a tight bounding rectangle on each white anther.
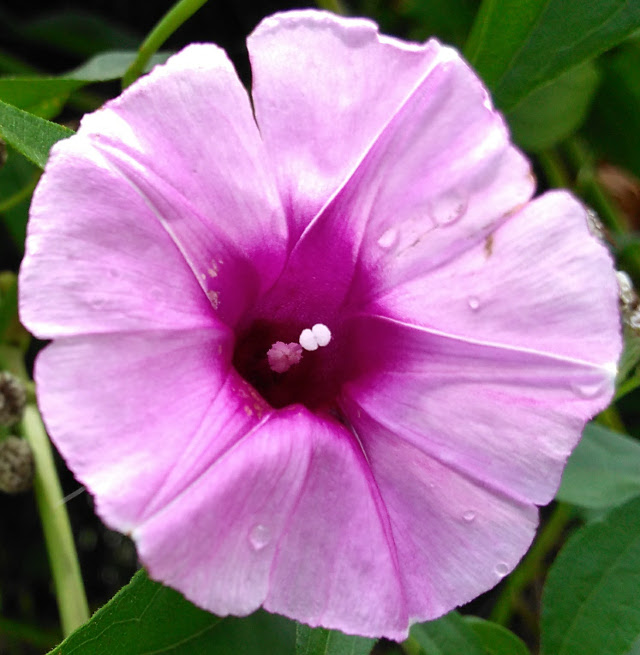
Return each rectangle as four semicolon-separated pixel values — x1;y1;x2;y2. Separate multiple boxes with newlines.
299;323;331;351
311;323;331;347
299;328;318;351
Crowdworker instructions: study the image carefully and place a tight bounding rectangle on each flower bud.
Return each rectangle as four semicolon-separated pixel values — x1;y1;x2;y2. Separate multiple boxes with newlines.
0;436;34;494
0;372;27;427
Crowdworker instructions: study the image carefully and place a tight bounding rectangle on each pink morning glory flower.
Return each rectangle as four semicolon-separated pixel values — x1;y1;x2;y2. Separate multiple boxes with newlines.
19;10;621;640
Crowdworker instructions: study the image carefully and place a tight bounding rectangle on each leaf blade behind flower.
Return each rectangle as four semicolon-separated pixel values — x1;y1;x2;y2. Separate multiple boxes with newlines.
0;99;73;169
295;624;375;655
47;570;296;655
540;496;640;655
556;422;640;509
409;612;485;655
466;0;640;112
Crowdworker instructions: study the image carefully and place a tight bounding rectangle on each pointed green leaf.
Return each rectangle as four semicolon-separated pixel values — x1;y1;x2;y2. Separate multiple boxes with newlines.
0;99;72;169
464;617;530;655
466;0;640;111
541;496;640;655
295;624;374;655
48;570;296;655
19;11;139;57
410;612;485;655
507;61;600;151
586;44;640;180
0;51;171;118
556;423;640;509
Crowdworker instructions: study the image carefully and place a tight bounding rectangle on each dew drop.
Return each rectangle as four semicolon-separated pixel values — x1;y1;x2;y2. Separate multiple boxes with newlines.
495;562;510;577
431;192;468;227
467;296;480;311
377;228;398;250
462;510;476;522
249;524;271;551
572;379;607;399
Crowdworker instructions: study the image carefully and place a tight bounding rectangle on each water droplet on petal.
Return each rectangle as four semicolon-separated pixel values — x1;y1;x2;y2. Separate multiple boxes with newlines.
431;191;468;227
467;296;480;311
495;562;510;577
572;379;608;399
462;510;476;522
249;524;271;551
377;228;398;250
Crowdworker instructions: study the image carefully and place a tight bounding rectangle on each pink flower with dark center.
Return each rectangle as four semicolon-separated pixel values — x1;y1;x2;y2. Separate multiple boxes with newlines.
19;10;621;640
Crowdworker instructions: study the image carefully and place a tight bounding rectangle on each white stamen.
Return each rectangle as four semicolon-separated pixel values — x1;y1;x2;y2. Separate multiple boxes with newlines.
299;328;318;351
311;323;331;347
299;323;331;351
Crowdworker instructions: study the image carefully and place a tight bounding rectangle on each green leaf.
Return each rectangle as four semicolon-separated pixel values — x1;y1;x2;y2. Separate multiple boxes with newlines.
0;145;38;246
464;617;530;655
296;624;374;655
20;11;139;57
466;0;640;112
507;61;600;151
556;422;640;509
540;496;640;655
48;570;296;655
0;99;73;169
398;0;476;47
410;612;485;655
0;51;171;119
0;273;18;342
585;45;640;180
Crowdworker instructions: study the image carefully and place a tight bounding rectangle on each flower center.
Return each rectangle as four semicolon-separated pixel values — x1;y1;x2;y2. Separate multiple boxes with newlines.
233;320;344;411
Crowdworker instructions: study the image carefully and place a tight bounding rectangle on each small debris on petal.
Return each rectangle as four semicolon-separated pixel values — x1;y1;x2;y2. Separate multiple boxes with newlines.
267;341;303;373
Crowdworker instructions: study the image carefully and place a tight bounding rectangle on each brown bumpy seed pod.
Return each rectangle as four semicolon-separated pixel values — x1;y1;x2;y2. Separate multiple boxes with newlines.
0;436;34;493
0;372;27;427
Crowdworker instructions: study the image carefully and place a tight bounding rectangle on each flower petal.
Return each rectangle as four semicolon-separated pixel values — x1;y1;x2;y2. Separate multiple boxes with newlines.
367;191;621;364
35;328;270;533
19;138;214;338
134;408;409;640
248;10;442;235
252;37;533;324
343;315;615;505
21;44;290;336
80;45;287;277
343;404;538;621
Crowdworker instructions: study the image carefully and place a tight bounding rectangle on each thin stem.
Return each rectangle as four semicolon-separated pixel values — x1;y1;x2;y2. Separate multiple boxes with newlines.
122;0;209;89
0;174;39;213
536;149;572;189
490;502;574;627
596;404;627;433
20;404;90;636
564;136;627;234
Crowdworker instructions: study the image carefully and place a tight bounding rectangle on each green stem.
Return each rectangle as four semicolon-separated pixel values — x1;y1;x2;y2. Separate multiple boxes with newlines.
537;149;572;189
20;404;89;636
596;404;627;433
315;0;348;14
563;136;627;234
490;502;574;627
122;0;209;89
0;175;39;213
